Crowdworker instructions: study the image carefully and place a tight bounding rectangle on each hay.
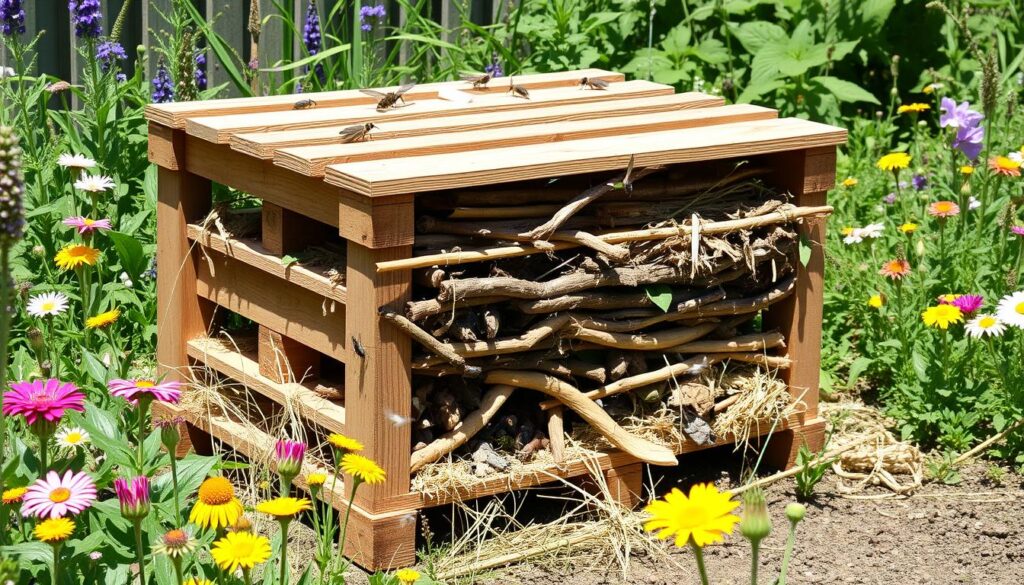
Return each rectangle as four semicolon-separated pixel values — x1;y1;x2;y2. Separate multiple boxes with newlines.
709;365;798;448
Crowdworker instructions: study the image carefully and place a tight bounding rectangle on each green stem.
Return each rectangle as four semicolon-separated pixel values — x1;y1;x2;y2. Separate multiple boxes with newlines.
750;540;760;585
243;569;253;585
38;427;49;471
690;541;710;585
51;543;61;585
170;453;181;523
172;556;184;585
335;482;360;574
133;519;147;585
137;399;150;475
280;519;291;585
777;521;799;585
0;246;11;544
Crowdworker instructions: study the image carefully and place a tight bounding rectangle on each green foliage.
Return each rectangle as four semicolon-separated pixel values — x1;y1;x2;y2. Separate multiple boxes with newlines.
793;443;831;501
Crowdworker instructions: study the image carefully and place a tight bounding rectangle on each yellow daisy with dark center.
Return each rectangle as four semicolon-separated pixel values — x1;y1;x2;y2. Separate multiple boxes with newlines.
189;476;244;530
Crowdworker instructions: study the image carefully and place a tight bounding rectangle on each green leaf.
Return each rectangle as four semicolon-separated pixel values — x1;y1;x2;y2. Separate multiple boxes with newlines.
731;21;787;54
107;230;147;282
645;284;673;313
737;79;786;103
180;1;252;96
281;255;299;267
82;350;111;385
845;356;872;388
260;43;351;73
385;33;461;51
860;0;896;28
798;233;813;267
811;76;881;105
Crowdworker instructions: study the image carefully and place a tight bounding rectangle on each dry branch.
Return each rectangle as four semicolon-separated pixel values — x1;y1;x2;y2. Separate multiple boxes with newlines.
410;385;516;472
380;311;482;377
570;289;727;333
568;322;719;351
406;295;508;322
547;407;567;464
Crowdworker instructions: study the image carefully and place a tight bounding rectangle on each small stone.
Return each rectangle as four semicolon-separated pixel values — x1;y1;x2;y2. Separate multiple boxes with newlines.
982;524;1011;538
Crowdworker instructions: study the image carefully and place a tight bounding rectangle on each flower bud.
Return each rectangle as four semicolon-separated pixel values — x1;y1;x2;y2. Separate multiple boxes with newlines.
114;476;151;521
274;439;306;485
27;327;44;352
785;503;806;524
739;488;772;543
158;418;182;453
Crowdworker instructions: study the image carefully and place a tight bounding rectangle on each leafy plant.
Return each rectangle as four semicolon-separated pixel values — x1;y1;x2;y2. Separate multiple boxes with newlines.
793;442;832;501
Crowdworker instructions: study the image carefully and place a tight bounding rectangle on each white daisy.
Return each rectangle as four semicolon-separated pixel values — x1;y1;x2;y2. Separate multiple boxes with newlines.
0;67;14;79
996;291;1024;328
968;196;981;210
1009;151;1023;165
842;231;864;245
55;427;91;448
26;292;70;318
73;174;116;193
860;223;885;239
57;153;97;170
965;314;1006;338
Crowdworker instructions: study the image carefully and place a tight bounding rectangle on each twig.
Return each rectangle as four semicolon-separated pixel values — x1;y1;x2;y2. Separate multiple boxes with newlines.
380;310;481;377
411;385;515;472
954;417;1024;465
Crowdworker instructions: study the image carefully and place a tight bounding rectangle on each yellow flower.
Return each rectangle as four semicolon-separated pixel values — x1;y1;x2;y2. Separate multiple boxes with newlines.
897;103;930;114
840;226;854;237
899;222;918;234
340;453;386;485
183;580;214;585
2;486;27;504
960;165;975;175
921;304;964;330
396;568;421;585
922;82;943;94
988;156;1022;177
189;477;245;530
867;294;884;309
841;177;858;187
210;531;271;573
327;433;364;454
35;517;76;544
152;528;199;558
876;152;911;172
85;308;120;329
54;244;100;270
306;473;327;487
256;497;312;520
643;483;740;548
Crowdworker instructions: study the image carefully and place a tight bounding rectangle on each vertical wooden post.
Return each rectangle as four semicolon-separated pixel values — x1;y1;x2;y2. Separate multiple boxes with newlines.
260;201;327;256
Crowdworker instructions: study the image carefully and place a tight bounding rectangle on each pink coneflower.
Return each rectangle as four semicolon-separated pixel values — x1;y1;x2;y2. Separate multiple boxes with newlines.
62;216;112;234
21;470;97;519
952;294;984;314
1011;225;1024;237
928;201;960;218
114;476;151;520
879;259;912;280
2;379;85;426
108;378;183;404
275;439;307;486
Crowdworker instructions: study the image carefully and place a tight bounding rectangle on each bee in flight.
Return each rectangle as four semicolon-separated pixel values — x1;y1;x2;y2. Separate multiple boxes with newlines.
292;98;318;109
339;122;377;144
507;77;530;100
461;72;491;89
360;82;416;111
578;77;609;90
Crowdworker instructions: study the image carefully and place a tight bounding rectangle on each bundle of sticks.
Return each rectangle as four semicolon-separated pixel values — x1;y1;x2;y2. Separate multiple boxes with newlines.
380;161;832;475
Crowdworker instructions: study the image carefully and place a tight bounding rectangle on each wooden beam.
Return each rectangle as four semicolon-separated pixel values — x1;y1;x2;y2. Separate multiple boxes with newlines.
260;201;329;255
257;324;322;384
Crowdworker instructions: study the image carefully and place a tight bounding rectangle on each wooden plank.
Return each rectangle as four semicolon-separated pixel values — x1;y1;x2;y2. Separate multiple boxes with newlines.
344;243;414;514
337;192;415;250
258;324;322;384
232;93;725;159
156;128;214;382
275;104;777;177
260;201;330;255
146;68;625;127
324;117;849;197
186;80;674;143
186;335;347;433
195;246;348;363
187;223;347;304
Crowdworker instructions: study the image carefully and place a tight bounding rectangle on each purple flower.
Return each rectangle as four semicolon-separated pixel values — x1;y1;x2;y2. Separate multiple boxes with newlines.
151;60;174;104
939;97;984;129
485;56;504;79
952;124;985;161
96;40;127;73
303;1;326;85
911;174;928;191
68;0;102;39
359;4;385;32
0;126;26;245
952;294;983;314
883;193;897;205
295;81;303;94
114;476;151;520
194;51;207;91
1011;225;1024;237
115;72;126;83
1;0;26;37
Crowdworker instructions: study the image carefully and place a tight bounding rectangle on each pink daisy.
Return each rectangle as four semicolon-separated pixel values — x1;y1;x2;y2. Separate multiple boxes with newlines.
952;294;984;314
108;378;183;404
1011;226;1024;237
62;216;112;234
21;470;97;519
3;379;85;426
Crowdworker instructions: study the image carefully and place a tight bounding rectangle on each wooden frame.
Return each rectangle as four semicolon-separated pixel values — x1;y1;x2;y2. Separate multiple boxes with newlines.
148;69;844;570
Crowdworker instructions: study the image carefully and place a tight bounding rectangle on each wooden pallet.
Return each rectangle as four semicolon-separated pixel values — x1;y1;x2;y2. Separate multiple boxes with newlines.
147;68;845;569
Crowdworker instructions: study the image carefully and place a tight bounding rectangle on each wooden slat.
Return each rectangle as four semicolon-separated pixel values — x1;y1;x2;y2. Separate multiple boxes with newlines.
187;223;347;304
187;336;346;433
146;68;624;128
195;247;347;363
186;80;674;144
275;104;778;177
324;117;849;197
233;93;725;159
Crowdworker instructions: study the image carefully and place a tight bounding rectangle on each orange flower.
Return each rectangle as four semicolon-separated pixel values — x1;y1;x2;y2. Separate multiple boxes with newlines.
879;259;911;280
988;156;1021;177
927;201;960;218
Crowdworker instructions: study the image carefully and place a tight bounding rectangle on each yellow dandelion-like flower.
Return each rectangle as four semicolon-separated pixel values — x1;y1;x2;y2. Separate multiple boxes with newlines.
184;580;214;585
867;294;884;309
899;222;918;234
341;453;386;485
306;473;327;486
841;177;858;187
210;531;271;573
897;103;930;114
189;477;244;531
921;304;964;330
35;517;76;544
327;433;364;454
922;82;943;94
644;484;740;548
876;152;911;172
2;486;28;504
54;244;100;271
85;308;120;329
960;165;975;175
256;497;312;521
840;226;854;237
396;568;422;585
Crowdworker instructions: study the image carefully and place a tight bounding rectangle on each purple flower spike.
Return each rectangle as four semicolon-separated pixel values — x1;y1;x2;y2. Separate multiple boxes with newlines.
151;60;174;103
69;0;102;39
96;40;127;73
359;4;386;32
1;0;26;37
303;1;326;85
194;52;207;91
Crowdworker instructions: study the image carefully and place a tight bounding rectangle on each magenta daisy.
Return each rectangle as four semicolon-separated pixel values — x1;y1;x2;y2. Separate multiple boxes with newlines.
951;294;983;314
3;379;85;426
1012;226;1024;237
62;216;112;234
108;378;183;404
274;439;307;487
21;470;97;519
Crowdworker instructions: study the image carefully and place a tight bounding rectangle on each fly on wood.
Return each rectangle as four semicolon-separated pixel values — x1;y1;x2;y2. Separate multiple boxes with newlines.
461;73;491;89
338;122;377;143
360;83;415;111
351;335;367;358
292;98;317;109
579;77;609;90
507;77;530;100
